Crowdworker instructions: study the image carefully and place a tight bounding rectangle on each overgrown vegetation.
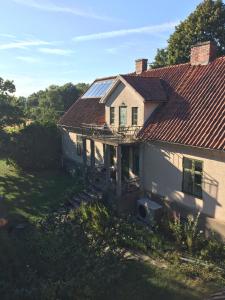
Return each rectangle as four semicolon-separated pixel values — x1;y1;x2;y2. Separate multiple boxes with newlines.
152;0;225;67
0;160;224;300
9;123;61;170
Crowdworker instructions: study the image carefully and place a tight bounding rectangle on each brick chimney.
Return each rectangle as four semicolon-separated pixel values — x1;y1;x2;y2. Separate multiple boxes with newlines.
135;58;148;74
190;41;216;66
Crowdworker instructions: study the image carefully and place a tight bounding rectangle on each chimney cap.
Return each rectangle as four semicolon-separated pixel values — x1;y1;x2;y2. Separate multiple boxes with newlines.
135;58;148;62
191;40;216;48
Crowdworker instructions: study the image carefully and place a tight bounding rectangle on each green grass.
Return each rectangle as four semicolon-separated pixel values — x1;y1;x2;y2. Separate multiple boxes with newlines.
0;159;75;224
105;259;223;300
0;159;223;300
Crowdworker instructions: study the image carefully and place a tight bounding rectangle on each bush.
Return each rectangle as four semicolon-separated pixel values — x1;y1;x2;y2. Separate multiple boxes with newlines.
9;123;61;170
0;203;164;300
0;129;10;158
169;212;201;253
200;233;225;264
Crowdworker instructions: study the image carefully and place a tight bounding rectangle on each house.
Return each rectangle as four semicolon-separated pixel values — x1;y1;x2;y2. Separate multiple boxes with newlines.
58;41;225;237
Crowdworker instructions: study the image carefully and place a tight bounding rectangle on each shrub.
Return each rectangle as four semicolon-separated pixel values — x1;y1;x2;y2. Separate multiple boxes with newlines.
169;212;183;246
9;123;61;170
200;233;225;264
183;212;200;253
0;203;165;299
169;212;201;253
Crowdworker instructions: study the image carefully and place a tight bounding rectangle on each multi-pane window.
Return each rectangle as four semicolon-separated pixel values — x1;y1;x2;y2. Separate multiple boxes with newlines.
119;106;127;127
182;157;203;198
110;107;115;125
132;107;138;126
76;135;83;156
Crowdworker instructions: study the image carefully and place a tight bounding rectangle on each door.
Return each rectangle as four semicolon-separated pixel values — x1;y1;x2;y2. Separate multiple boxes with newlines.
119;106;127;127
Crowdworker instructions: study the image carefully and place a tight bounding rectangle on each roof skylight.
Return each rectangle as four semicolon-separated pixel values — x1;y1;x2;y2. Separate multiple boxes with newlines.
82;79;114;98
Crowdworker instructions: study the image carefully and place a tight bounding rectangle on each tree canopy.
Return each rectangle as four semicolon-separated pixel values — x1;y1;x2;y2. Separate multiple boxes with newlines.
0;77;25;129
151;0;225;68
26;82;89;124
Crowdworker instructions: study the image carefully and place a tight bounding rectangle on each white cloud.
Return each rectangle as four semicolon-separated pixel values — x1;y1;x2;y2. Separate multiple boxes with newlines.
38;47;74;56
16;56;40;63
73;21;178;42
0;39;50;50
13;0;113;21
0;33;16;38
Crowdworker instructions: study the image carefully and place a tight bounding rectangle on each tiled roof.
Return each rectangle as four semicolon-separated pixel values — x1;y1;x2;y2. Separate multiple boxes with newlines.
138;57;225;151
58;97;105;128
121;75;168;102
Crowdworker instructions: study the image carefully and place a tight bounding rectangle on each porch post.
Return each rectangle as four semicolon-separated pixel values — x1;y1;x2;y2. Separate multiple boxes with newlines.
82;138;87;166
90;140;95;167
104;144;111;184
139;143;144;190
115;145;122;197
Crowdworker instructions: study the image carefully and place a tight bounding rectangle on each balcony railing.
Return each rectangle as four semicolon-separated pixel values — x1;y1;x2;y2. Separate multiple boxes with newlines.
79;123;142;143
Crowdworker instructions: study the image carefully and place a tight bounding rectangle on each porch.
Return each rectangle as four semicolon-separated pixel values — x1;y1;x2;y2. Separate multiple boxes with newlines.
82;137;142;199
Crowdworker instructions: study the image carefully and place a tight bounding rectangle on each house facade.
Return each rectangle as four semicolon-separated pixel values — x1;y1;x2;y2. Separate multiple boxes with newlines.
58;41;225;237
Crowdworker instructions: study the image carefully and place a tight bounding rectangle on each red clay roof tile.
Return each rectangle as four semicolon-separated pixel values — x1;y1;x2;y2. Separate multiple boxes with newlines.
121;75;168;102
58;97;105;128
138;56;225;151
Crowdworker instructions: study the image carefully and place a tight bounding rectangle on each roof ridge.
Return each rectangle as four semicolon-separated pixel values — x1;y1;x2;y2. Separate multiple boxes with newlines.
94;75;117;82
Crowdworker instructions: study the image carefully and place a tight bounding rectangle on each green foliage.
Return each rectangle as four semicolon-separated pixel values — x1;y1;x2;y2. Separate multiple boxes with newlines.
169;212;183;245
26;82;89;124
9;123;61;170
169;212;201;253
184;213;200;253
200;233;225;263
0;203;163;300
152;0;225;67
0;77;24;129
151;48;169;68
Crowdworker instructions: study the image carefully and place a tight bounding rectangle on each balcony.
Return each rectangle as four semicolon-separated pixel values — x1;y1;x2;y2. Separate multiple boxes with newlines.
79;123;142;144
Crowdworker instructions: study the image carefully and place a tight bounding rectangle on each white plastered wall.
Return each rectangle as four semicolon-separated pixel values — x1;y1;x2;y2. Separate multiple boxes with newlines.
105;81;159;127
142;141;225;222
61;128;104;166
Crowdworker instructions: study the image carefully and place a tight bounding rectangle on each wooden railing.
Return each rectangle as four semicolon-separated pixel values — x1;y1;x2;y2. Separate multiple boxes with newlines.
80;123;142;142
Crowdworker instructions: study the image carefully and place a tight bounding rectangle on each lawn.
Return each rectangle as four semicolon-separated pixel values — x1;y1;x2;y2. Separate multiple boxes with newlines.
0;159;75;224
0;159;223;300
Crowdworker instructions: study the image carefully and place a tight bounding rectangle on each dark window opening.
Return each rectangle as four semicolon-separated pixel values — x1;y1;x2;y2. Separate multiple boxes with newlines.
182;157;203;198
76;135;83;156
132;147;139;176
132;107;138;126
110;107;115;125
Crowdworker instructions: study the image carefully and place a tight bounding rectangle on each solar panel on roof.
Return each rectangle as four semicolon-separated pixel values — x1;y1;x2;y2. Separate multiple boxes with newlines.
82;79;114;98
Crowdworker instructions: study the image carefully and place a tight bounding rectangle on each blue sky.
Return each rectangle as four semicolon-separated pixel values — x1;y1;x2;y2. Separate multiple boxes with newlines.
0;0;203;96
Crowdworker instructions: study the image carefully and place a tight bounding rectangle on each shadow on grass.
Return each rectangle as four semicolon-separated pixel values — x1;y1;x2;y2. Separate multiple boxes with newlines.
102;259;203;300
0;160;76;224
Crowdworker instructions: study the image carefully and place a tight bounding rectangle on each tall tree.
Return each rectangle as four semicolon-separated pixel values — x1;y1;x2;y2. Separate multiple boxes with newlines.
0;77;23;129
26;82;89;124
0;77;24;156
152;0;225;68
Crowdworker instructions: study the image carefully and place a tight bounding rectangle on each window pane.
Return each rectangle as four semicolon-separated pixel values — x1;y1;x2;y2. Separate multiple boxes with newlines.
82;79;114;98
194;173;202;185
195;161;202;173
194;184;202;198
132;107;138;125
183;157;192;170
119;106;127;126
183;170;193;194
110;107;115;125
